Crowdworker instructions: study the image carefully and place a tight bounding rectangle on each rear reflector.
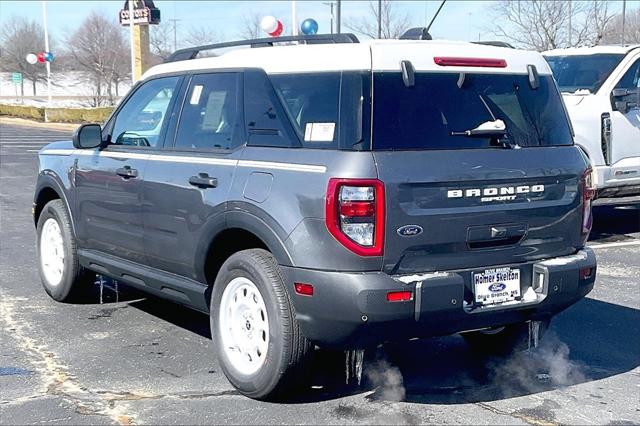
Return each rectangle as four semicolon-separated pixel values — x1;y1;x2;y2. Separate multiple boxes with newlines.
386;291;412;302
434;56;507;68
294;283;314;296
580;267;594;280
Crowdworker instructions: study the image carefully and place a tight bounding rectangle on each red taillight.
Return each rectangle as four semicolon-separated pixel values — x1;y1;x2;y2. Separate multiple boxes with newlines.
582;168;595;237
386;291;412;302
326;178;385;257
294;282;314;296
434;57;507;68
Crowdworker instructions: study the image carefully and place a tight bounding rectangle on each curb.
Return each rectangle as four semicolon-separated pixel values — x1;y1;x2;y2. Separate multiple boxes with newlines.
0;116;79;131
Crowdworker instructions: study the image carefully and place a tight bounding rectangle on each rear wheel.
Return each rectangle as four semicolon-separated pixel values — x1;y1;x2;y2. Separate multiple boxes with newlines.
210;249;313;400
461;320;549;355
36;199;94;302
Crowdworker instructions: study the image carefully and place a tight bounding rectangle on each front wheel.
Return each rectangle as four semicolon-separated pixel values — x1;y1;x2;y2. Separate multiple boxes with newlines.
210;249;313;400
36;199;94;302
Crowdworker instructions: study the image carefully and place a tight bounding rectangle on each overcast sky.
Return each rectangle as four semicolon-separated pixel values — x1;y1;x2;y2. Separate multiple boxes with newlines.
0;0;511;45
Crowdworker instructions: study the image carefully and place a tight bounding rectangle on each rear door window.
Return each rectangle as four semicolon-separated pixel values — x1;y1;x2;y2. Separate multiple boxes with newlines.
174;73;243;151
372;72;573;151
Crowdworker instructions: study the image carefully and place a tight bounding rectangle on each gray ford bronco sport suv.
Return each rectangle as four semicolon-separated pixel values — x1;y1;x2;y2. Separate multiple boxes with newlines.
34;33;597;400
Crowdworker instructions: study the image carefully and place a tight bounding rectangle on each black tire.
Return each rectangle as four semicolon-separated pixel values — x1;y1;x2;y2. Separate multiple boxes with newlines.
36;199;94;302
210;249;313;401
462;320;550;355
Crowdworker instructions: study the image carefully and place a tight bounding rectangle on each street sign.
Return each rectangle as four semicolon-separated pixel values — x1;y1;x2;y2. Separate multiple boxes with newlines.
11;73;22;85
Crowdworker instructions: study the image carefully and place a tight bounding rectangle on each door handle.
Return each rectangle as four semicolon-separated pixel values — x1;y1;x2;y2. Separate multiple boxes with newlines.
116;166;138;179
189;173;218;189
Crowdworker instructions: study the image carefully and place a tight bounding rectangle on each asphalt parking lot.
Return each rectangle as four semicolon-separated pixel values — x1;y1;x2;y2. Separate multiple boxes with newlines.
1;120;639;425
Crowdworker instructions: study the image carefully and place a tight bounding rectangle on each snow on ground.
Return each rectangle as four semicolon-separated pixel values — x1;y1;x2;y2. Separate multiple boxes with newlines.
0;71;131;108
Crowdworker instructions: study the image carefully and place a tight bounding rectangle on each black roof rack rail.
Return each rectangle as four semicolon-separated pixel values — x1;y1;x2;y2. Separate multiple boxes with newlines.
165;33;360;63
472;41;515;49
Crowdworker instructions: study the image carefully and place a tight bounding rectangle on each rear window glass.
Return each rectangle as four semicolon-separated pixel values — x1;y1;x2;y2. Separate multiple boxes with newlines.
544;54;624;94
372;72;573;151
269;72;368;150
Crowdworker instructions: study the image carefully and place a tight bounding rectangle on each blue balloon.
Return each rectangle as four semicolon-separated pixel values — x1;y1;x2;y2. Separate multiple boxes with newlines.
44;51;54;62
300;18;318;35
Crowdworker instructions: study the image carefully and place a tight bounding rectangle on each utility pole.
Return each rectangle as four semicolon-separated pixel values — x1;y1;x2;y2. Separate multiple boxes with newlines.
41;0;52;110
336;0;341;34
168;18;181;51
377;0;382;39
323;2;335;34
292;0;298;36
568;0;572;47
621;0;627;46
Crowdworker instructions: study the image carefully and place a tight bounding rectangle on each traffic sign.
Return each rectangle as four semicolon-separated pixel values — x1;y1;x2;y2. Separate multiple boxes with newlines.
11;73;22;85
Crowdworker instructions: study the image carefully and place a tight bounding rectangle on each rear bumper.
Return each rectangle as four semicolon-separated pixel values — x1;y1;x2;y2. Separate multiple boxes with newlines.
281;248;596;349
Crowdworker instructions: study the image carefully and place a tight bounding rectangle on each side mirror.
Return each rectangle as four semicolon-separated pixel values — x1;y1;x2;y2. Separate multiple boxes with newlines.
72;123;102;149
612;88;629;98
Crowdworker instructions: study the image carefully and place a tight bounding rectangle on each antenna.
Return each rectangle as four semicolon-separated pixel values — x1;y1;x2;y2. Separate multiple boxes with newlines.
425;0;447;34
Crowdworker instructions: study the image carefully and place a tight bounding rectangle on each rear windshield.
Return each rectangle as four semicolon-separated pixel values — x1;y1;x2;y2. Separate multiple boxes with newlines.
544;54;624;94
372;72;573;151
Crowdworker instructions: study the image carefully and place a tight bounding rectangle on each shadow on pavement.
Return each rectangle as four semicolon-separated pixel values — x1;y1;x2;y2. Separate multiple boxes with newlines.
118;284;639;405
589;204;640;243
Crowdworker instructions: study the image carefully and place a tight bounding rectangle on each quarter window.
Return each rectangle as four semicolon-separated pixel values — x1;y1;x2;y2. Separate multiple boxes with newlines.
174;73;243;151
110;76;180;148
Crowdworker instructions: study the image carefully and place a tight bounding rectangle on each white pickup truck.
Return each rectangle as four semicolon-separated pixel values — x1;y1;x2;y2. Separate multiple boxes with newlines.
544;45;640;204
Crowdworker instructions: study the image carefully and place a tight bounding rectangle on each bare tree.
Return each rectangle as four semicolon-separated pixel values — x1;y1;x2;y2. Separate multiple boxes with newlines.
489;0;617;51
67;12;129;106
603;8;640;44
0;17;48;96
185;24;220;47
344;0;412;39
150;23;174;59
238;13;263;40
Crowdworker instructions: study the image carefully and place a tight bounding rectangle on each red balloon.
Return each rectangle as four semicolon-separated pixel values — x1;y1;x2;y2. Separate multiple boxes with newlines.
269;20;283;37
36;51;46;63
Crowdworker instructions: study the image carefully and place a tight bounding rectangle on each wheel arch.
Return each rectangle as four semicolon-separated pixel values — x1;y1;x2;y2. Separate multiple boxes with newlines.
197;210;294;288
34;175;74;235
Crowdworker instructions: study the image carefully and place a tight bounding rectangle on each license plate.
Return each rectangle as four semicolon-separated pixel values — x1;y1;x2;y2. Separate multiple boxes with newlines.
473;267;521;305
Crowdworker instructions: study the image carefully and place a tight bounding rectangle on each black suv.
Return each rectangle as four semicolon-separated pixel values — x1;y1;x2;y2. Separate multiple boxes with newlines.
34;34;597;400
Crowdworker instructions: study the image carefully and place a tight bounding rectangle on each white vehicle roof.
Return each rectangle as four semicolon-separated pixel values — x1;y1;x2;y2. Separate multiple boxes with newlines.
543;45;640;56
143;39;551;80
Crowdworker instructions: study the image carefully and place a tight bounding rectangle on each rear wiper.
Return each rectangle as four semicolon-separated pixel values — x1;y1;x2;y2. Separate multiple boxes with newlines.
451;119;516;149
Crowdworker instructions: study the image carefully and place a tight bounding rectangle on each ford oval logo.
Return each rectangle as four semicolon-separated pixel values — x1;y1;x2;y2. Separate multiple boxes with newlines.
489;283;507;292
397;225;423;237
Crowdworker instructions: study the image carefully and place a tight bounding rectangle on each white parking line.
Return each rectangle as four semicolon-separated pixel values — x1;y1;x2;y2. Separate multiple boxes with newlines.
589;240;640;250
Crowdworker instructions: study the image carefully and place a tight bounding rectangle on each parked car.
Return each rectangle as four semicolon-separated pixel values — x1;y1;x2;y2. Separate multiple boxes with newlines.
34;32;596;400
544;45;640;204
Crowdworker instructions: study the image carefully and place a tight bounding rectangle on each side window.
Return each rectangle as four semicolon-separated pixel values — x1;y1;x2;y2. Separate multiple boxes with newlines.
174;73;243;151
615;59;640;90
244;70;300;148
110;76;180;148
270;72;340;149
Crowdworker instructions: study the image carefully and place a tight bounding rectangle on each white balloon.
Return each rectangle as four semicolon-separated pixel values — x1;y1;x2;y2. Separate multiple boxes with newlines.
260;15;278;34
26;53;37;65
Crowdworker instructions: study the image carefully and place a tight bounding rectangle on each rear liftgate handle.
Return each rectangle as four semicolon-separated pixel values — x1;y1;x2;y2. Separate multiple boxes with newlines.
116;165;138;179
189;173;218;189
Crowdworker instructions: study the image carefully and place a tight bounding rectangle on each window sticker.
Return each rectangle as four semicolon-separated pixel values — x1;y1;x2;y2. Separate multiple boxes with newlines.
201;91;228;131
189;85;204;105
304;122;335;142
